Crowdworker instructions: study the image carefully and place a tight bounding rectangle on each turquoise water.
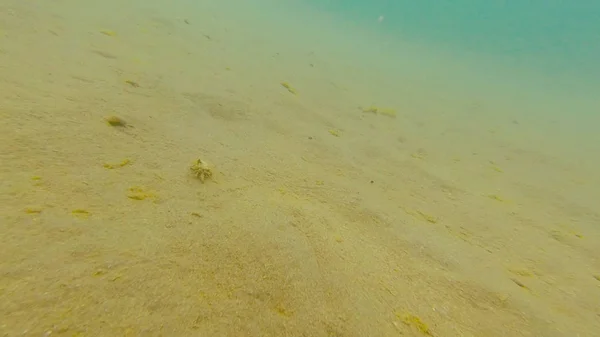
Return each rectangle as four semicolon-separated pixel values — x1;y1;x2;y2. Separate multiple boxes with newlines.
307;0;600;84
288;0;600;155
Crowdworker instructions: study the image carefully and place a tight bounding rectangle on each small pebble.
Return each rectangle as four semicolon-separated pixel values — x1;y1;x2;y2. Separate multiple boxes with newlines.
105;115;127;127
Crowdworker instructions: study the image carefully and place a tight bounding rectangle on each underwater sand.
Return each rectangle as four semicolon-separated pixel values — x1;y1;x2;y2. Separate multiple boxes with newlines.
1;0;599;336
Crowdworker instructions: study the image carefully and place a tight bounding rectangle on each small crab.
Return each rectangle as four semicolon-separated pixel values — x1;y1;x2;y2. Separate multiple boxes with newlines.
190;158;213;182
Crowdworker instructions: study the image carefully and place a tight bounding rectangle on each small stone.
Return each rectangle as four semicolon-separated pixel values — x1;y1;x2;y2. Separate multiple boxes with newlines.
105;115;127;127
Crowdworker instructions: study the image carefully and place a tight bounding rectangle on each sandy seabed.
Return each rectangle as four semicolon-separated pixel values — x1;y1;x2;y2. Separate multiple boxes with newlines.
1;1;599;336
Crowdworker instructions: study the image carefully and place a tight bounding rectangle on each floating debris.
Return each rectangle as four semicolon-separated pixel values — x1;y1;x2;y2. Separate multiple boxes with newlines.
127;186;156;200
416;210;438;224
124;80;140;88
361;105;397;117
100;30;117;37
508;268;535;277
24;208;42;214
397;312;432;336
487;194;509;202
280;81;297;95
71;209;91;218
511;278;530;290
489;161;504;173
103;159;131;169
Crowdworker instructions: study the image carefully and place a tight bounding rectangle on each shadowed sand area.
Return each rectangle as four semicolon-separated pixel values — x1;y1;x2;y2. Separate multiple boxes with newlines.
1;1;599;336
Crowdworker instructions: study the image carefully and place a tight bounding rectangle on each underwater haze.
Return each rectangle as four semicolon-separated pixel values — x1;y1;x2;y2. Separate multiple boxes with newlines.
1;0;599;336
311;0;600;82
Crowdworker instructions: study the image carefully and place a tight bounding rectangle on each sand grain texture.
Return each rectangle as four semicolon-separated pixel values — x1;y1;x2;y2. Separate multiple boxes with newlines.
1;1;599;336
